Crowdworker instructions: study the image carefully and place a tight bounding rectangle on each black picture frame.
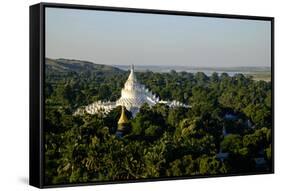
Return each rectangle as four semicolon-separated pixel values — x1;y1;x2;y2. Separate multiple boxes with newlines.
30;2;274;188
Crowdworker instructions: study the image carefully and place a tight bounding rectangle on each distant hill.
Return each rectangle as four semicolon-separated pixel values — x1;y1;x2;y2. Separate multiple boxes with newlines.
46;58;124;74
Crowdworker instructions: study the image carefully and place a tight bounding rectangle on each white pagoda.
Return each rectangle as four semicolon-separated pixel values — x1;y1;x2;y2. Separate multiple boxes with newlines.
74;65;189;117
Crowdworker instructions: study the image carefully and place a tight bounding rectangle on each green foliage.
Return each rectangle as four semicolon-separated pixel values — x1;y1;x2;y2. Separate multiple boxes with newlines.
44;64;272;185
166;155;196;176
198;155;226;175
221;134;243;154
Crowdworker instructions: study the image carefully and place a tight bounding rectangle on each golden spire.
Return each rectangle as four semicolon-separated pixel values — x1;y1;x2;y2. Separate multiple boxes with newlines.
118;106;129;124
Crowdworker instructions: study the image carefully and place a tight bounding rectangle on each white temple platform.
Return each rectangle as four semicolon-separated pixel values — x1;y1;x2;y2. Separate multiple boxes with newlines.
74;65;190;117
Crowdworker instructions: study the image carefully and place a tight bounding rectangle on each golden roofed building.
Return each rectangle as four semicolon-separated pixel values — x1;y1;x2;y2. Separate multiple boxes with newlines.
118;106;129;125
116;106;130;137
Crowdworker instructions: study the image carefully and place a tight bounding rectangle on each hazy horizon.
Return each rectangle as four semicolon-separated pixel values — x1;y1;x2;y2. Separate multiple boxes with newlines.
46;8;271;67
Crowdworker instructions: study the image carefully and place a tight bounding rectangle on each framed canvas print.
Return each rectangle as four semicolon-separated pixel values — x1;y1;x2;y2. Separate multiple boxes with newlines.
30;2;274;188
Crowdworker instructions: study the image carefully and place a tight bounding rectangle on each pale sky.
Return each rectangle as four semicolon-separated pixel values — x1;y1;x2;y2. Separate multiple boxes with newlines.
46;7;271;67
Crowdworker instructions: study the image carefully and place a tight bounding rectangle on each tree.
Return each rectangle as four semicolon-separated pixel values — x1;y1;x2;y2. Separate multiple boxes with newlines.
166;155;196;176
198;155;226;175
221;134;243;154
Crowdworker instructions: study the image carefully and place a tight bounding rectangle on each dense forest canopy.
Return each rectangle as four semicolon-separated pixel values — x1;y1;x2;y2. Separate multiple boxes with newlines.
45;58;272;185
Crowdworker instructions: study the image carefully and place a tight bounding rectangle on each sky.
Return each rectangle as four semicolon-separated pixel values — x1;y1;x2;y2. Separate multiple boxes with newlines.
46;7;271;67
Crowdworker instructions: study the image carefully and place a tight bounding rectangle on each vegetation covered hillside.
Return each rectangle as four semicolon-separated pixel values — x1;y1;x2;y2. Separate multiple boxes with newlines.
44;59;272;185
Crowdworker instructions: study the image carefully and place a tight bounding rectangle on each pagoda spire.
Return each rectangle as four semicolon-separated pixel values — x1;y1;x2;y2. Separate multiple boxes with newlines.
127;64;136;84
118;106;129;125
116;106;131;137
